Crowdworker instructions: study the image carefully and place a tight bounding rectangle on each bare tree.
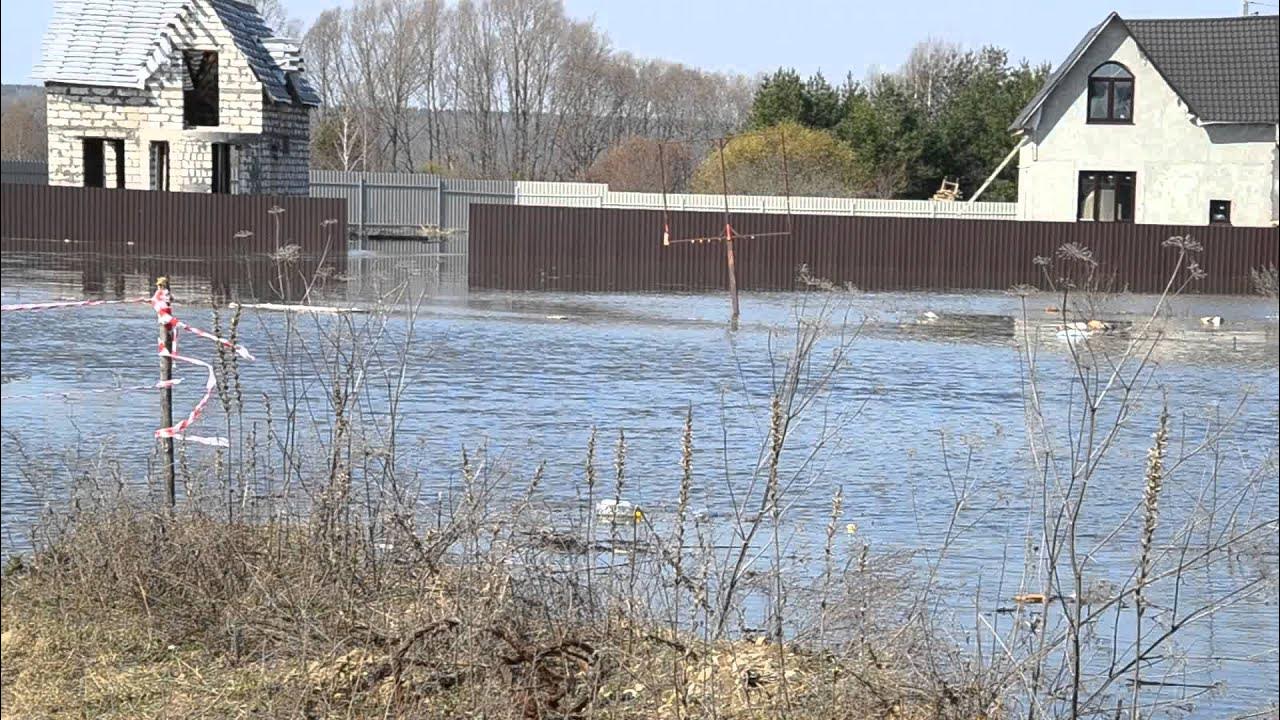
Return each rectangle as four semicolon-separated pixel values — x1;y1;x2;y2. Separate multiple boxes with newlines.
253;0;303;37
584;136;694;191
0;97;47;162
489;0;568;179
449;0;502;176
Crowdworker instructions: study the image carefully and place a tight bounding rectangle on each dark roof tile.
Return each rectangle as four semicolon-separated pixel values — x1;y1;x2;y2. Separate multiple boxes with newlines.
1125;15;1278;123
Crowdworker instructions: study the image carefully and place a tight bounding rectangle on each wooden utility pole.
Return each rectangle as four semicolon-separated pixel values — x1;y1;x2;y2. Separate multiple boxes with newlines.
157;276;176;508
717;139;739;329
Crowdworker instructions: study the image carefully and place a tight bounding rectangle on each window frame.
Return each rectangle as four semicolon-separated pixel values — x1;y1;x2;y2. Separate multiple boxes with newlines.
1077;170;1136;223
1208;199;1232;225
83;138;105;188
211;142;237;194
1086;62;1135;125
150;141;170;191
183;50;220;128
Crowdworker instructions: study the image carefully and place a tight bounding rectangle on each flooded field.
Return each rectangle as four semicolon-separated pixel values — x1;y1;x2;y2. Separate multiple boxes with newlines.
2;265;1277;716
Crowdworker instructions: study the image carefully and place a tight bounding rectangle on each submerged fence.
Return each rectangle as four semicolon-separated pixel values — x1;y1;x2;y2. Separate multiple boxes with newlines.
1;184;347;301
470;205;1279;295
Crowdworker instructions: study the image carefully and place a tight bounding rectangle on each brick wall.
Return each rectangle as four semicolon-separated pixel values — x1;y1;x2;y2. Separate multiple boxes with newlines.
45;0;310;195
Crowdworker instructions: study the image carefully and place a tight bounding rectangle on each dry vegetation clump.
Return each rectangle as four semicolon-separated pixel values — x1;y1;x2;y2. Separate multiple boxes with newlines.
1;500;989;720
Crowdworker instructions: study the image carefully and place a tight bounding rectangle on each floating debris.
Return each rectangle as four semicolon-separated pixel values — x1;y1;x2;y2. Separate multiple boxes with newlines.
596;498;641;521
1200;315;1224;327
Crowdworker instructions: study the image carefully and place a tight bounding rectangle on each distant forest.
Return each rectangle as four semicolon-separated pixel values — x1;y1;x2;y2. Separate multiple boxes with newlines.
1;0;1051;201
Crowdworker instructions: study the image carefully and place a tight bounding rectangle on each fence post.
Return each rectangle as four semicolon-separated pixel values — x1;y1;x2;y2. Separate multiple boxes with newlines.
357;176;366;251
438;178;447;233
157;276;176;509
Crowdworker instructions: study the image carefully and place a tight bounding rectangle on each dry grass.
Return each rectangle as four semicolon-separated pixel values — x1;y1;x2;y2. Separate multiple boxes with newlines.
1;504;989;720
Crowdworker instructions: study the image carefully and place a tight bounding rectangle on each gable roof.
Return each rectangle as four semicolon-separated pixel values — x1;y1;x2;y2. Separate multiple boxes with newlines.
33;0;319;107
1011;13;1278;130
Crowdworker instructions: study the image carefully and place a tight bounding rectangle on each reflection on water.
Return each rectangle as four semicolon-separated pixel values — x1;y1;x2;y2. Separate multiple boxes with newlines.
2;251;1278;717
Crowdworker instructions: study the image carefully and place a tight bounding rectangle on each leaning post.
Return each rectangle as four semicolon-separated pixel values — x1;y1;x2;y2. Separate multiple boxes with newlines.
157;276;176;508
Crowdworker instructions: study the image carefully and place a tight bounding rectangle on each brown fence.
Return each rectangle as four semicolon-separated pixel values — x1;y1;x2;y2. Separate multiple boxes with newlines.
1;184;347;301
469;205;1279;295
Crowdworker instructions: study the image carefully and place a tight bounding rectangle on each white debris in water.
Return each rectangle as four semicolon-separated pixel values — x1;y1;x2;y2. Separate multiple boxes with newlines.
596;498;638;520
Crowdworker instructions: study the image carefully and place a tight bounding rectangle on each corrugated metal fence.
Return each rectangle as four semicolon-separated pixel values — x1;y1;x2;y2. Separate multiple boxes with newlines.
1;184;347;301
513;180;1019;219
308;171;515;295
0;161;48;186
470;205;1279;295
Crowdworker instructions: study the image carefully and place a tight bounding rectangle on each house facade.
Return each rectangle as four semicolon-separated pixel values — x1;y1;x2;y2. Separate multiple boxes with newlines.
33;0;319;195
1011;14;1278;227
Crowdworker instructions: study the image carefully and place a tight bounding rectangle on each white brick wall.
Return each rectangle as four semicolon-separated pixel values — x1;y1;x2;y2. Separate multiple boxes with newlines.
45;0;311;195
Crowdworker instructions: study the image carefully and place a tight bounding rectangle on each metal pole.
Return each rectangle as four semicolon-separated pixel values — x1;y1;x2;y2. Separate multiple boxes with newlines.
357;176;366;251
717;138;739;330
659;143;670;245
157;276;176;508
780;126;793;236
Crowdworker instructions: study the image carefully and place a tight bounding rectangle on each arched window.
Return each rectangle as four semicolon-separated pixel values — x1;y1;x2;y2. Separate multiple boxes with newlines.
1087;62;1134;123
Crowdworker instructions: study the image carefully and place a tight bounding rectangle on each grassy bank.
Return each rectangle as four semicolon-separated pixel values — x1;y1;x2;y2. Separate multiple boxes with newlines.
1;504;986;719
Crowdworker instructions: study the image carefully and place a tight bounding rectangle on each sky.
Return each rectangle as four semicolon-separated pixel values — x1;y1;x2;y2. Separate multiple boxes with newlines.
2;0;1273;85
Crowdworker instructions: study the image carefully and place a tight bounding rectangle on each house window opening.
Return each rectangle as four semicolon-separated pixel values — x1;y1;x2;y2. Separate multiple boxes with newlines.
1078;171;1135;222
1209;200;1231;225
150;141;170;191
184;50;220;127
84;138;125;189
1087;62;1134;123
83;139;105;188
211;142;238;194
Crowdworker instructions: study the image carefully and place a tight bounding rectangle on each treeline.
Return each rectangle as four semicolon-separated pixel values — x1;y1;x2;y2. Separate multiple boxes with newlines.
1;0;1051;201
302;1;1047;200
725;43;1049;200
302;0;752;179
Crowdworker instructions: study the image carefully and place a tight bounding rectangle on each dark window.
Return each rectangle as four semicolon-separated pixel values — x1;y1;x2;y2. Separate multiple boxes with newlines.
1078;171;1135;222
83;138;124;188
1087;62;1134;123
1209;200;1231;225
110;139;125;188
150;141;170;191
211;142;236;194
183;50;219;127
83;139;105;187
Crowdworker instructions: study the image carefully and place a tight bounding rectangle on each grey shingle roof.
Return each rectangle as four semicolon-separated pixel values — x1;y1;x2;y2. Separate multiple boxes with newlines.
1125;15;1278;124
1011;13;1279;130
32;0;189;88
208;0;319;106
33;0;318;107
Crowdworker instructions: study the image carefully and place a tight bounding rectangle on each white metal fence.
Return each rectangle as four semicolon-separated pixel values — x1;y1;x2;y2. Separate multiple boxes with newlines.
513;180;1018;219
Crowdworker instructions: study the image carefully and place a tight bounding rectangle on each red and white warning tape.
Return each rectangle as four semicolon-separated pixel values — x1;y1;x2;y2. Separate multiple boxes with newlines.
150;286;252;447
0;287;253;447
1;297;149;312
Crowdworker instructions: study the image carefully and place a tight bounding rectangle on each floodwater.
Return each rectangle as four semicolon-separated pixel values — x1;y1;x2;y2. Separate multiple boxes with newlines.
2;265;1277;717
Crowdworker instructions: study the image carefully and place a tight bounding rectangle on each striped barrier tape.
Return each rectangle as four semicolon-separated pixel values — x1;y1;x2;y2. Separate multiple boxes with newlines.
0;286;253;447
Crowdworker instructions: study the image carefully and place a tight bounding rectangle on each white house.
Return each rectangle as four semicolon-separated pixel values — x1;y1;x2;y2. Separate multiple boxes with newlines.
1011;13;1278;227
33;0;320;195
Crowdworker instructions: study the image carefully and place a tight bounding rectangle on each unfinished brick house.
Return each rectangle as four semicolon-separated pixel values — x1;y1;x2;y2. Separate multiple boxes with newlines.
34;0;319;195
